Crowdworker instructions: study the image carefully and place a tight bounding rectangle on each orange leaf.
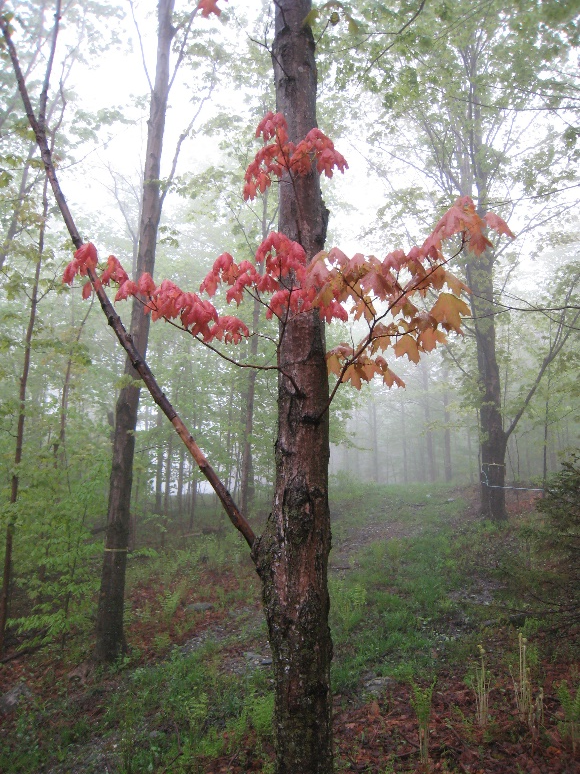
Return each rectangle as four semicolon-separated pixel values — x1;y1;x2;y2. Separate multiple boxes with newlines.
393;334;420;363
418;327;447;352
467;227;492;256
429;292;470;331
485;211;515;239
443;270;470;296
383;367;405;388
197;0;226;18
343;364;362;389
326;352;343;377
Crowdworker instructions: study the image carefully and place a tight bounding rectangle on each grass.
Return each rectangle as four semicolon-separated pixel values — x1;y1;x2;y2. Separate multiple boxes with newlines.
1;480;578;773
329;482;471;691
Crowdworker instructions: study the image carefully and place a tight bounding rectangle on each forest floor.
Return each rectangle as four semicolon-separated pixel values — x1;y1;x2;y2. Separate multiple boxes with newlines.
0;481;578;773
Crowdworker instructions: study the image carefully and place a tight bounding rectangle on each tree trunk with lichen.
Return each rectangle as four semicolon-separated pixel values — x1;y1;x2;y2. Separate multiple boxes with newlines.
251;2;333;772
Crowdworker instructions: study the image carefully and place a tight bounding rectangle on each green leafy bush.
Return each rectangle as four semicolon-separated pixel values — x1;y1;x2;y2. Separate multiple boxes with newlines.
532;455;580;629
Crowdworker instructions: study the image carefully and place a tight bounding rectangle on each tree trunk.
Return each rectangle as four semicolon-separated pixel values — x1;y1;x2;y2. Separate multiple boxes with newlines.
241;190;274;514
163;433;174;517
188;472;198;532
177;445;185;521
464;48;507;521
252;2;333;771
421;360;437;483
400;392;408;484
53;299;93;464
369;394;379;483
0;142;35;271
442;366;452;482
0;178;47;654
93;0;175;662
240;297;261;514
465;249;507;521
467;424;474;484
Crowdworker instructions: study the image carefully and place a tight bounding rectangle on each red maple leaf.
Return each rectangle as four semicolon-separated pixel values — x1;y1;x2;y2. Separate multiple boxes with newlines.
197;0;225;18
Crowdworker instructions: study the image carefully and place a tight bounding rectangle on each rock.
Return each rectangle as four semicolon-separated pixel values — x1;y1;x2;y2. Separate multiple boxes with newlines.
178;635;205;655
0;682;32;714
186;602;214;613
244;651;272;667
67;661;93;684
363;676;394;696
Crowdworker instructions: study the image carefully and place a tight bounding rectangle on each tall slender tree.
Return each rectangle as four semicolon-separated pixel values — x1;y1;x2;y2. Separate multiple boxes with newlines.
93;0;175;661
0;179;48;654
353;0;580;519
250;2;334;769
94;0;219;660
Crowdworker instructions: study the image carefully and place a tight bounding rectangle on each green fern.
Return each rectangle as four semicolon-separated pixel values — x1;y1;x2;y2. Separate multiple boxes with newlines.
248;692;274;738
557;680;580;754
410;678;436;765
329;578;367;632
161;579;188;620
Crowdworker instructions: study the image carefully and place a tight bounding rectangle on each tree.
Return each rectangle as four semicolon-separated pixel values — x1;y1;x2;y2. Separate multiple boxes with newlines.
3;1;512;771
0;179;47;653
93;0;174;663
348;0;580;519
94;0;220;662
0;0;115;653
248;3;335;768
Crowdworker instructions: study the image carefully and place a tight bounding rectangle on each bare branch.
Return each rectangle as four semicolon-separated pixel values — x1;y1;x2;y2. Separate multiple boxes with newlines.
129;0;153;91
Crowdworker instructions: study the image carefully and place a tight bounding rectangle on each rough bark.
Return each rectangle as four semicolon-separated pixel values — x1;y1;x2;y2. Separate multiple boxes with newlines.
251;2;333;771
93;0;175;662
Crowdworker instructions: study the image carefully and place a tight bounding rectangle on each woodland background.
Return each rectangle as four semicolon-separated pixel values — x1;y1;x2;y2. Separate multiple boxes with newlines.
0;1;579;772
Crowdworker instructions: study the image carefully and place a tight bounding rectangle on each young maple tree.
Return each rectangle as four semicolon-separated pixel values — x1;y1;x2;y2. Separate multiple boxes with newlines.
4;0;514;771
60;110;511;774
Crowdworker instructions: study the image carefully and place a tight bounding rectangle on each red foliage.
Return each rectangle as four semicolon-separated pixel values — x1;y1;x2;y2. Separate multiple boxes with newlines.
62;242;98;285
62;119;514;392
197;0;225;18
243;112;347;200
